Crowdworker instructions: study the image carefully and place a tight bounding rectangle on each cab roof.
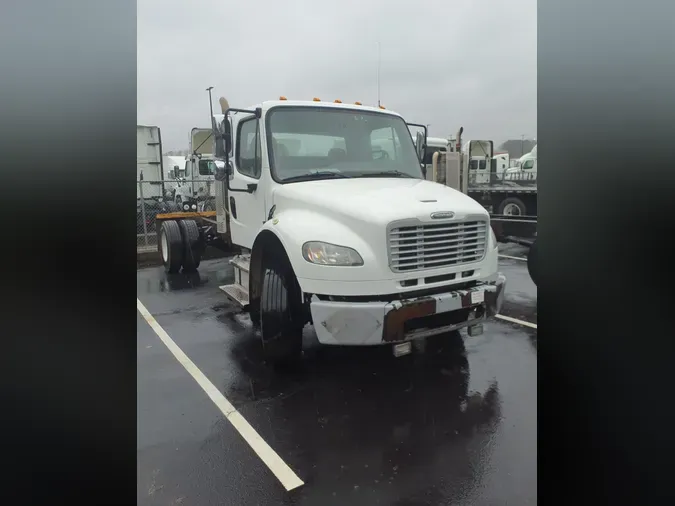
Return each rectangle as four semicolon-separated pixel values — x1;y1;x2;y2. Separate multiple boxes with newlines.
226;99;403;117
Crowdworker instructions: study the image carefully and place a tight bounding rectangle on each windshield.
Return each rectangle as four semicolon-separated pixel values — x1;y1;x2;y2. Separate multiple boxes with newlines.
266;107;423;182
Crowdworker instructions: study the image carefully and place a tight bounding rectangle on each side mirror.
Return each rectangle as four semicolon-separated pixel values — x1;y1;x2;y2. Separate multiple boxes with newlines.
214;162;232;182
223;120;232;154
415;131;425;163
215;120;232;158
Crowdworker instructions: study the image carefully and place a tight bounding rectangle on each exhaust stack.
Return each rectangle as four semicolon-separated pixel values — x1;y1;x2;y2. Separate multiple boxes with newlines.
219;97;230;115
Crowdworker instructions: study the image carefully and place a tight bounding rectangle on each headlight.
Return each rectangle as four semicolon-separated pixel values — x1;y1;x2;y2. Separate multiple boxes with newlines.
302;242;364;266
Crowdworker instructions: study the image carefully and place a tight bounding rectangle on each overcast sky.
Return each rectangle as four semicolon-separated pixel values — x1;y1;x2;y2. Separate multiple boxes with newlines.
138;0;536;152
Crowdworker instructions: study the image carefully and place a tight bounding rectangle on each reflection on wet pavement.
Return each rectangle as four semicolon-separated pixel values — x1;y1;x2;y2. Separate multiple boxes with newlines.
137;257;536;505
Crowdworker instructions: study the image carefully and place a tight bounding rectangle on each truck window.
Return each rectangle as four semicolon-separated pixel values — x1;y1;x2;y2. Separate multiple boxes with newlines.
370;127;401;160
198;159;215;176
266;107;422;181
479;160;487;170
522;159;535;170
236;118;262;179
469;160;478;170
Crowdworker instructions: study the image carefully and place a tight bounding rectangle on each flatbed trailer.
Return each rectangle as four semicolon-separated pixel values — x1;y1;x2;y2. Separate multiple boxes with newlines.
468;178;537;217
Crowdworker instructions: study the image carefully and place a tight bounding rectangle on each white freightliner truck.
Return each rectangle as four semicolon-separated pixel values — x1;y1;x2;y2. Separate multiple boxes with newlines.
155;96;506;364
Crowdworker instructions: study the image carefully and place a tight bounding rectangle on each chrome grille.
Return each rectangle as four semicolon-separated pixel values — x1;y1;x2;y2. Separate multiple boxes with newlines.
388;220;489;272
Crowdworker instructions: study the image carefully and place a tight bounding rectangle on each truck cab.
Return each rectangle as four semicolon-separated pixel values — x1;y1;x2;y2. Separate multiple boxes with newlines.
156;97;506;364
503;144;537;182
462;140;494;185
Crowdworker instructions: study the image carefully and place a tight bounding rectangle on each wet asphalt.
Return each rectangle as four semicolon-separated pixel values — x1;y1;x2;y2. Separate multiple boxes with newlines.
137;244;537;506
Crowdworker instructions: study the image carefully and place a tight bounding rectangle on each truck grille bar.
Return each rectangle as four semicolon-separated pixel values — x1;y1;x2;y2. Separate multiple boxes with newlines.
387;219;489;272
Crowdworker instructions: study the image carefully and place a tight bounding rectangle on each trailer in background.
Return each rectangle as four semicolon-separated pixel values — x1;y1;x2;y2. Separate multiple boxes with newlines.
137;125;166;202
137;125;170;235
428;134;538;286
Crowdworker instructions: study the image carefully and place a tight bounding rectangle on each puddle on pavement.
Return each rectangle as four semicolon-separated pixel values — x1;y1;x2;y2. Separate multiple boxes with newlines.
139;263;235;294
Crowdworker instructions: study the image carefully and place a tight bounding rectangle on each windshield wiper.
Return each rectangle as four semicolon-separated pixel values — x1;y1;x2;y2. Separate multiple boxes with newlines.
353;170;417;179
281;171;352;183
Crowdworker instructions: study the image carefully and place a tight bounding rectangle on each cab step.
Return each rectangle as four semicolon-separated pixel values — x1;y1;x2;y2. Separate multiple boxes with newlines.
219;254;251;309
219;283;249;309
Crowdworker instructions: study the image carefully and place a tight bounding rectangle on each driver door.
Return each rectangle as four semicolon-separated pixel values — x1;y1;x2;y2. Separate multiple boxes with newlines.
228;115;266;249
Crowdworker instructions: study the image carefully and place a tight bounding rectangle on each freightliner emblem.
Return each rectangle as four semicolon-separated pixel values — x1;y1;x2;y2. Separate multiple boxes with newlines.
430;211;455;220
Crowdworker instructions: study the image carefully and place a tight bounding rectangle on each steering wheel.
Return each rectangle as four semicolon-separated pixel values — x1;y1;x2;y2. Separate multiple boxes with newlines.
372;149;390;161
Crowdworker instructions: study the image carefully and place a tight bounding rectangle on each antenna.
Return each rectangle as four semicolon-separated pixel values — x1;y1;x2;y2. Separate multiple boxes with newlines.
376;42;381;107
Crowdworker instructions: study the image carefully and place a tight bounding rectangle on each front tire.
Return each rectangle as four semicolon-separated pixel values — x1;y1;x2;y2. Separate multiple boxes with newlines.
259;255;303;366
527;239;538;286
158;220;183;274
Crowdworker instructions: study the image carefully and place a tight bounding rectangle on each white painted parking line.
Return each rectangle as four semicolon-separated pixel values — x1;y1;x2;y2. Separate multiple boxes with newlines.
495;314;537;329
498;254;527;261
137;298;304;492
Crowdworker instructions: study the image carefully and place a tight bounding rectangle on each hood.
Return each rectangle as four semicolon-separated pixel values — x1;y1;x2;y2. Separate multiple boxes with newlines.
272;178;488;225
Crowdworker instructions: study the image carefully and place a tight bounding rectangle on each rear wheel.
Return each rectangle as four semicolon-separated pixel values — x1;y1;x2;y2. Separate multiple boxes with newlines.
527;239;538;286
178;219;202;272
497;197;527;216
259;255;304;366
158;220;183;274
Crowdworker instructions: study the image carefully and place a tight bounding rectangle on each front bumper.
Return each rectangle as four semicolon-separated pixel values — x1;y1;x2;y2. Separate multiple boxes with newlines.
310;274;506;346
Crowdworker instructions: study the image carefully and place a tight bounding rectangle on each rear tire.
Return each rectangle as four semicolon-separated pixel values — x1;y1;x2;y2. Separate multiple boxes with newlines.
527;239;538;286
497;197;527;216
158;220;183;274
259;255;303;366
178;219;202;272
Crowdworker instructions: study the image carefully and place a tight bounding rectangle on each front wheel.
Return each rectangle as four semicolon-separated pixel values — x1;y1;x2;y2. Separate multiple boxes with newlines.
259;256;303;366
527;240;538;286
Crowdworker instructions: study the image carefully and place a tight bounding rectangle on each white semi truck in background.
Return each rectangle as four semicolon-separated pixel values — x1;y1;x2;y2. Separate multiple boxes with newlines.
169;128;220;211
153;96;506;365
503;144;537;183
